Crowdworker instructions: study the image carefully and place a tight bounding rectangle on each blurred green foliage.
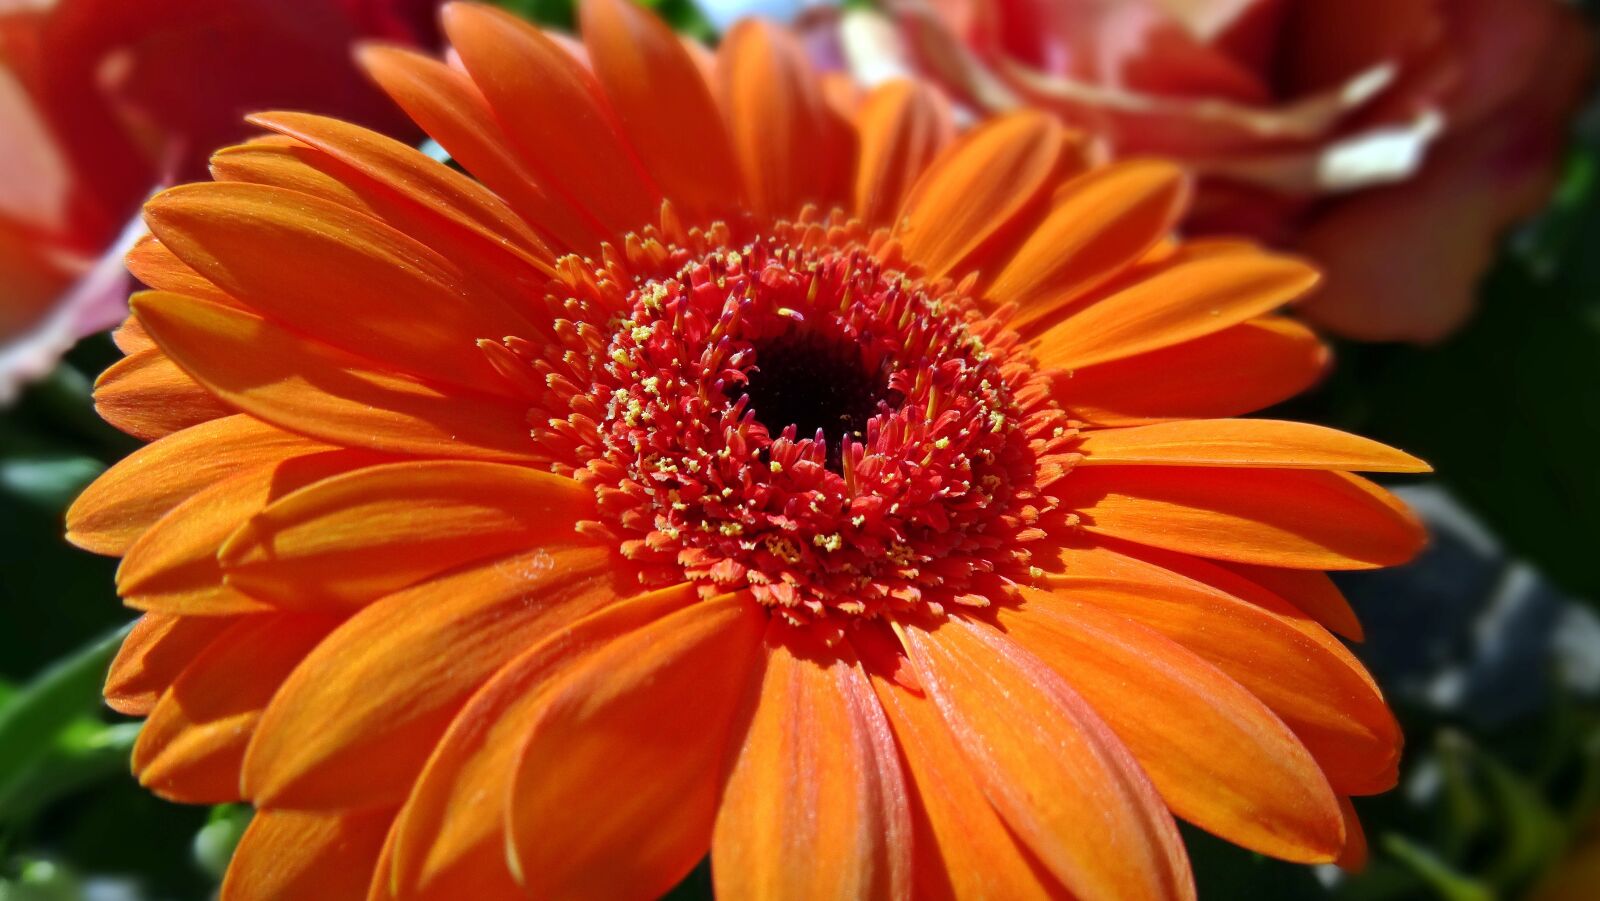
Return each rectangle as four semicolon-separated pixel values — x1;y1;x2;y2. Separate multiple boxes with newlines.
2;0;1599;897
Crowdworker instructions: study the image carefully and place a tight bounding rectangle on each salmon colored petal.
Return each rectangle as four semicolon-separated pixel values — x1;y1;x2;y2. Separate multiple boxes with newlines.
1336;797;1369;872
105;614;237;717
117;450;387;616
134;613;336;803
242;546;626;809
67;415;327;557
144;182;537;394
213;126;558;308
579;0;741;224
247;111;553;264
219;461;592;611
1074;419;1430;472
209;138;373;209
389;584;701;901
853;81;956;227
895;112;1067;279
902;617;1196;901
131;292;539;463
713;626;912;901
1000;594;1345;863
93;347;233;441
869;672;1062;900
992;160;1191;331
222;809;394;901
125;237;234;307
505;593;767;899
1052;315;1329;426
717;19;854;221
1087;540;1383;696
1035;253;1320;370
357;44;604;253
112;315;154;356
1057;466;1426;569
1044;544;1401;794
443;3;659;237
1218;562;1365;642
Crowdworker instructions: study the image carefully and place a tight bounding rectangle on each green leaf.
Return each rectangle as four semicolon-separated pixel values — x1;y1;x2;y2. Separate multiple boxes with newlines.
0;623;132;824
194;805;254;882
1380;834;1495;901
0;456;104;514
0;858;84;901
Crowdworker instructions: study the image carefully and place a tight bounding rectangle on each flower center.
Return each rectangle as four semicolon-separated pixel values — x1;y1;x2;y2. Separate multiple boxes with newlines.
507;214;1079;634
738;324;899;471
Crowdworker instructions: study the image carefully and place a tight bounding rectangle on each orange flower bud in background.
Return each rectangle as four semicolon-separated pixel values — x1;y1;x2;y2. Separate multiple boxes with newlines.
849;0;1594;342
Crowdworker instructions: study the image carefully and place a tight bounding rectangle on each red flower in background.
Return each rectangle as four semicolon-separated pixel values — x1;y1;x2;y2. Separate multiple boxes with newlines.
0;0;439;399
857;0;1594;342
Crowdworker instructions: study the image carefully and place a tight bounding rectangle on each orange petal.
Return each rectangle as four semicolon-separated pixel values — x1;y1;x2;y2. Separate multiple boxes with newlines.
111;315;154;355
505;593;766;899
717;19;854;221
242;546;625;809
443;3;659;237
117;450;387;616
209;138;373;209
105;614;237;717
1052;316;1329;426
144;182;537;394
579;0;741;223
894;111;1067;279
1045;543;1401;794
713;626;912;900
125;237;234;307
357;44;603;253
93;347;233;442
214;124;558;308
902;617;1196;900
992;160;1191;331
869;671;1063;900
1000;594;1345;863
247;111;553;264
1074;419;1429;472
1336;797;1369;872
131;292;538;462
221;808;395;901
1217;562;1365;642
134;613;336;803
67;415;327;557
389;583;701;900
853;80;955;226
219;461;593;612
1035;253;1320;370
1057;466;1426;570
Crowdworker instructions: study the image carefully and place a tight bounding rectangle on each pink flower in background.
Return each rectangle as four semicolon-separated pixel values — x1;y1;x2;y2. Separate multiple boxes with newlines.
851;0;1594;343
0;0;440;401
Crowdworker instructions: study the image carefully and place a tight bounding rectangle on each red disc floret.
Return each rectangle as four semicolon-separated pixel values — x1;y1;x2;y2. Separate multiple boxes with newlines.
502;212;1080;632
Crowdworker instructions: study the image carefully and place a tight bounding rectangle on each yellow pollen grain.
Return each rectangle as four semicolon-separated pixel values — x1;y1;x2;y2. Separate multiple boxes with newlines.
813;533;844;552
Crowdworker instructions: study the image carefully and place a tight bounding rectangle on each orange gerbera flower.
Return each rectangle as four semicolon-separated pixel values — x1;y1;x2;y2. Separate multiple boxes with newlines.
67;1;1427;898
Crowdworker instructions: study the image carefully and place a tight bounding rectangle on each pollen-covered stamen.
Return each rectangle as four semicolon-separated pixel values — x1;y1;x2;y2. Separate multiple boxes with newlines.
511;211;1081;633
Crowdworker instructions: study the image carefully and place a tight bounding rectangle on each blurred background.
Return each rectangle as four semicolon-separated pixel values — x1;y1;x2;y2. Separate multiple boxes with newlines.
3;0;1600;898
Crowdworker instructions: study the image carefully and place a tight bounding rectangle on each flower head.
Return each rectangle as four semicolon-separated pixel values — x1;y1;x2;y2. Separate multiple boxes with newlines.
854;0;1594;342
68;1;1428;897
